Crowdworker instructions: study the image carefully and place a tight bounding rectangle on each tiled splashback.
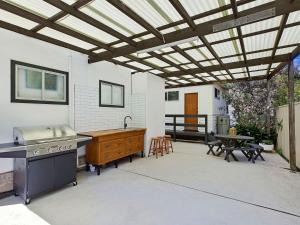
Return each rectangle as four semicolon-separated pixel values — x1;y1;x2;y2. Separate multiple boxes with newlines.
74;85;145;132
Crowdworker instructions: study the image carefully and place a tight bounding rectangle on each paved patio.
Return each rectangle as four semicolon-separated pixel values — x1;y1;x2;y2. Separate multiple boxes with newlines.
1;142;300;225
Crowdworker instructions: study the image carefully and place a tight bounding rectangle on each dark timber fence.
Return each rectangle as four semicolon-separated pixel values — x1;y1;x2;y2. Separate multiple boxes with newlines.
165;114;208;143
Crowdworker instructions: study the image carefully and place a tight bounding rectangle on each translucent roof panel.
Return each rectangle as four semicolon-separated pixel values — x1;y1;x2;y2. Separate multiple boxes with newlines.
275;46;296;55
238;0;274;12
178;39;202;49
179;0;222;17
244;31;277;52
271;63;280;68
190;78;202;82
144;58;170;67
164;52;190;64
80;1;146;36
177;80;190;84
149;70;163;74
250;71;265;77
169;76;180;80
248;65;268;71
4;0;61;18
212;41;242;57
185;49;208;61
121;0;182;28
194;12;225;24
165;67;179;72
134;33;155;42
166;81;178;85
135;52;151;58
241;16;282;35
287;11;300;24
206;29;237;43
113;56;130;62
127;61;152;70
156;47;174;54
229;68;244;73
112;42;128;48
204;77;217;81
38;27;97;49
200;60;219;67
234;73;247;79
58;15;118;44
278;26;300;47
182;75;194;79
247;50;272;60
222;56;241;64
0;9;38;29
185;63;198;69
93;49;106;54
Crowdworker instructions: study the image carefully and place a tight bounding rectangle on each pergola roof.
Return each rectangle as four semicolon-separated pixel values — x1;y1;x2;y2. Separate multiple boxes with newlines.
0;0;299;87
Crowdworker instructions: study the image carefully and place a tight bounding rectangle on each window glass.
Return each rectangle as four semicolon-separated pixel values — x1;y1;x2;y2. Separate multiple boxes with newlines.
44;73;65;101
99;80;124;107
167;91;179;101
12;61;68;104
16;67;42;100
101;83;112;105
112;85;123;106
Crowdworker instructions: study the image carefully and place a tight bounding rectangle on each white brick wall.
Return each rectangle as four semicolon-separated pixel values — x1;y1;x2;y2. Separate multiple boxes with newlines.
74;85;132;132
131;94;146;128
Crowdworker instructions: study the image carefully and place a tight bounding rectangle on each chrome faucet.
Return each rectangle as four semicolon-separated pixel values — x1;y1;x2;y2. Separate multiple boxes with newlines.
124;116;132;129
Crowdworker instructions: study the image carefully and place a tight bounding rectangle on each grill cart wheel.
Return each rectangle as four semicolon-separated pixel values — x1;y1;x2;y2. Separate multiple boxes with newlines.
25;198;31;205
73;181;78;186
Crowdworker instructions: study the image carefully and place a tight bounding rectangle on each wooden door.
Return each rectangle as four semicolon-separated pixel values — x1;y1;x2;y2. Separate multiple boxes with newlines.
184;93;198;131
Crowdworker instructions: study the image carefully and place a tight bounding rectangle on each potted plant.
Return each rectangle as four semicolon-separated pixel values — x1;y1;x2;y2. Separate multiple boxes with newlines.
259;139;274;152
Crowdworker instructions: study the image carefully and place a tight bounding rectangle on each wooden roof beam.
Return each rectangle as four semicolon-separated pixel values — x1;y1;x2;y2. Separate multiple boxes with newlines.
0;1;113;51
90;0;300;62
43;0;137;46
160;54;289;77
31;0;93;32
169;0;235;80
103;0;255;48
266;13;289;78
0;20;91;55
230;0;251;78
268;45;300;79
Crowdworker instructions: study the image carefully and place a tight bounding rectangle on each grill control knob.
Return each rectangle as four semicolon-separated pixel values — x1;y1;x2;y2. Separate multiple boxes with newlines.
34;150;39;155
68;145;72;150
59;146;62;151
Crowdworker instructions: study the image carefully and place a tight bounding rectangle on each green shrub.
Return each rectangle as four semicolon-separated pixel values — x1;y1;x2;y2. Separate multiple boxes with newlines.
236;124;277;144
261;139;273;145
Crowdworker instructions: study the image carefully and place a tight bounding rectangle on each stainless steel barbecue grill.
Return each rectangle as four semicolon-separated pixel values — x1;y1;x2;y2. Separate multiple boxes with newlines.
13;125;77;158
0;125;91;204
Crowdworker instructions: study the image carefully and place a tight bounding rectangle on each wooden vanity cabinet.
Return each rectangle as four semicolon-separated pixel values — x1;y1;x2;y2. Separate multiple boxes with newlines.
80;129;146;175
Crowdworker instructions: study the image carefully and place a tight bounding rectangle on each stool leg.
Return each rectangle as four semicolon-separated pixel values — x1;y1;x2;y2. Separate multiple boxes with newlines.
170;140;173;152
155;140;159;159
148;139;153;157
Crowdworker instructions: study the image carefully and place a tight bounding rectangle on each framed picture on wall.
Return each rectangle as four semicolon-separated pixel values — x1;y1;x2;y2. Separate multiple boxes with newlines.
11;60;69;105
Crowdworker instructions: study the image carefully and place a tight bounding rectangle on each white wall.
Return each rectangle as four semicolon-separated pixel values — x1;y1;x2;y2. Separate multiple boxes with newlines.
0;29;82;172
132;73;165;156
165;84;227;132
0;29;136;172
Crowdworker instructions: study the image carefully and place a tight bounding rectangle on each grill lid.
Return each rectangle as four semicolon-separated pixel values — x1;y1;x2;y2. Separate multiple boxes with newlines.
13;125;76;145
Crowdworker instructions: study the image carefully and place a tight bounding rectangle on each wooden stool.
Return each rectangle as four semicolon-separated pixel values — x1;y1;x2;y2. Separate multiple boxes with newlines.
163;135;173;154
148;137;163;158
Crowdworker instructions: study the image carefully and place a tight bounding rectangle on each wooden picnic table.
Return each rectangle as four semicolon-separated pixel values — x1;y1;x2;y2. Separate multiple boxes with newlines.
215;134;255;161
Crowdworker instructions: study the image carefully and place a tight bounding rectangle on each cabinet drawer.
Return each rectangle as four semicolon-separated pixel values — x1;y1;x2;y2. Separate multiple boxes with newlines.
100;139;125;163
101;139;123;152
126;135;144;154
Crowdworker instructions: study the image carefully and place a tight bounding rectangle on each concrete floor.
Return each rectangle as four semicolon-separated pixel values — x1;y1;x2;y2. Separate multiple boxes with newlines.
1;142;300;225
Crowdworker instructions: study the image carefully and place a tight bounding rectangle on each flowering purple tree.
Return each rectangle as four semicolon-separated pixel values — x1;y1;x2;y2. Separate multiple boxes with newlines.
223;80;275;131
